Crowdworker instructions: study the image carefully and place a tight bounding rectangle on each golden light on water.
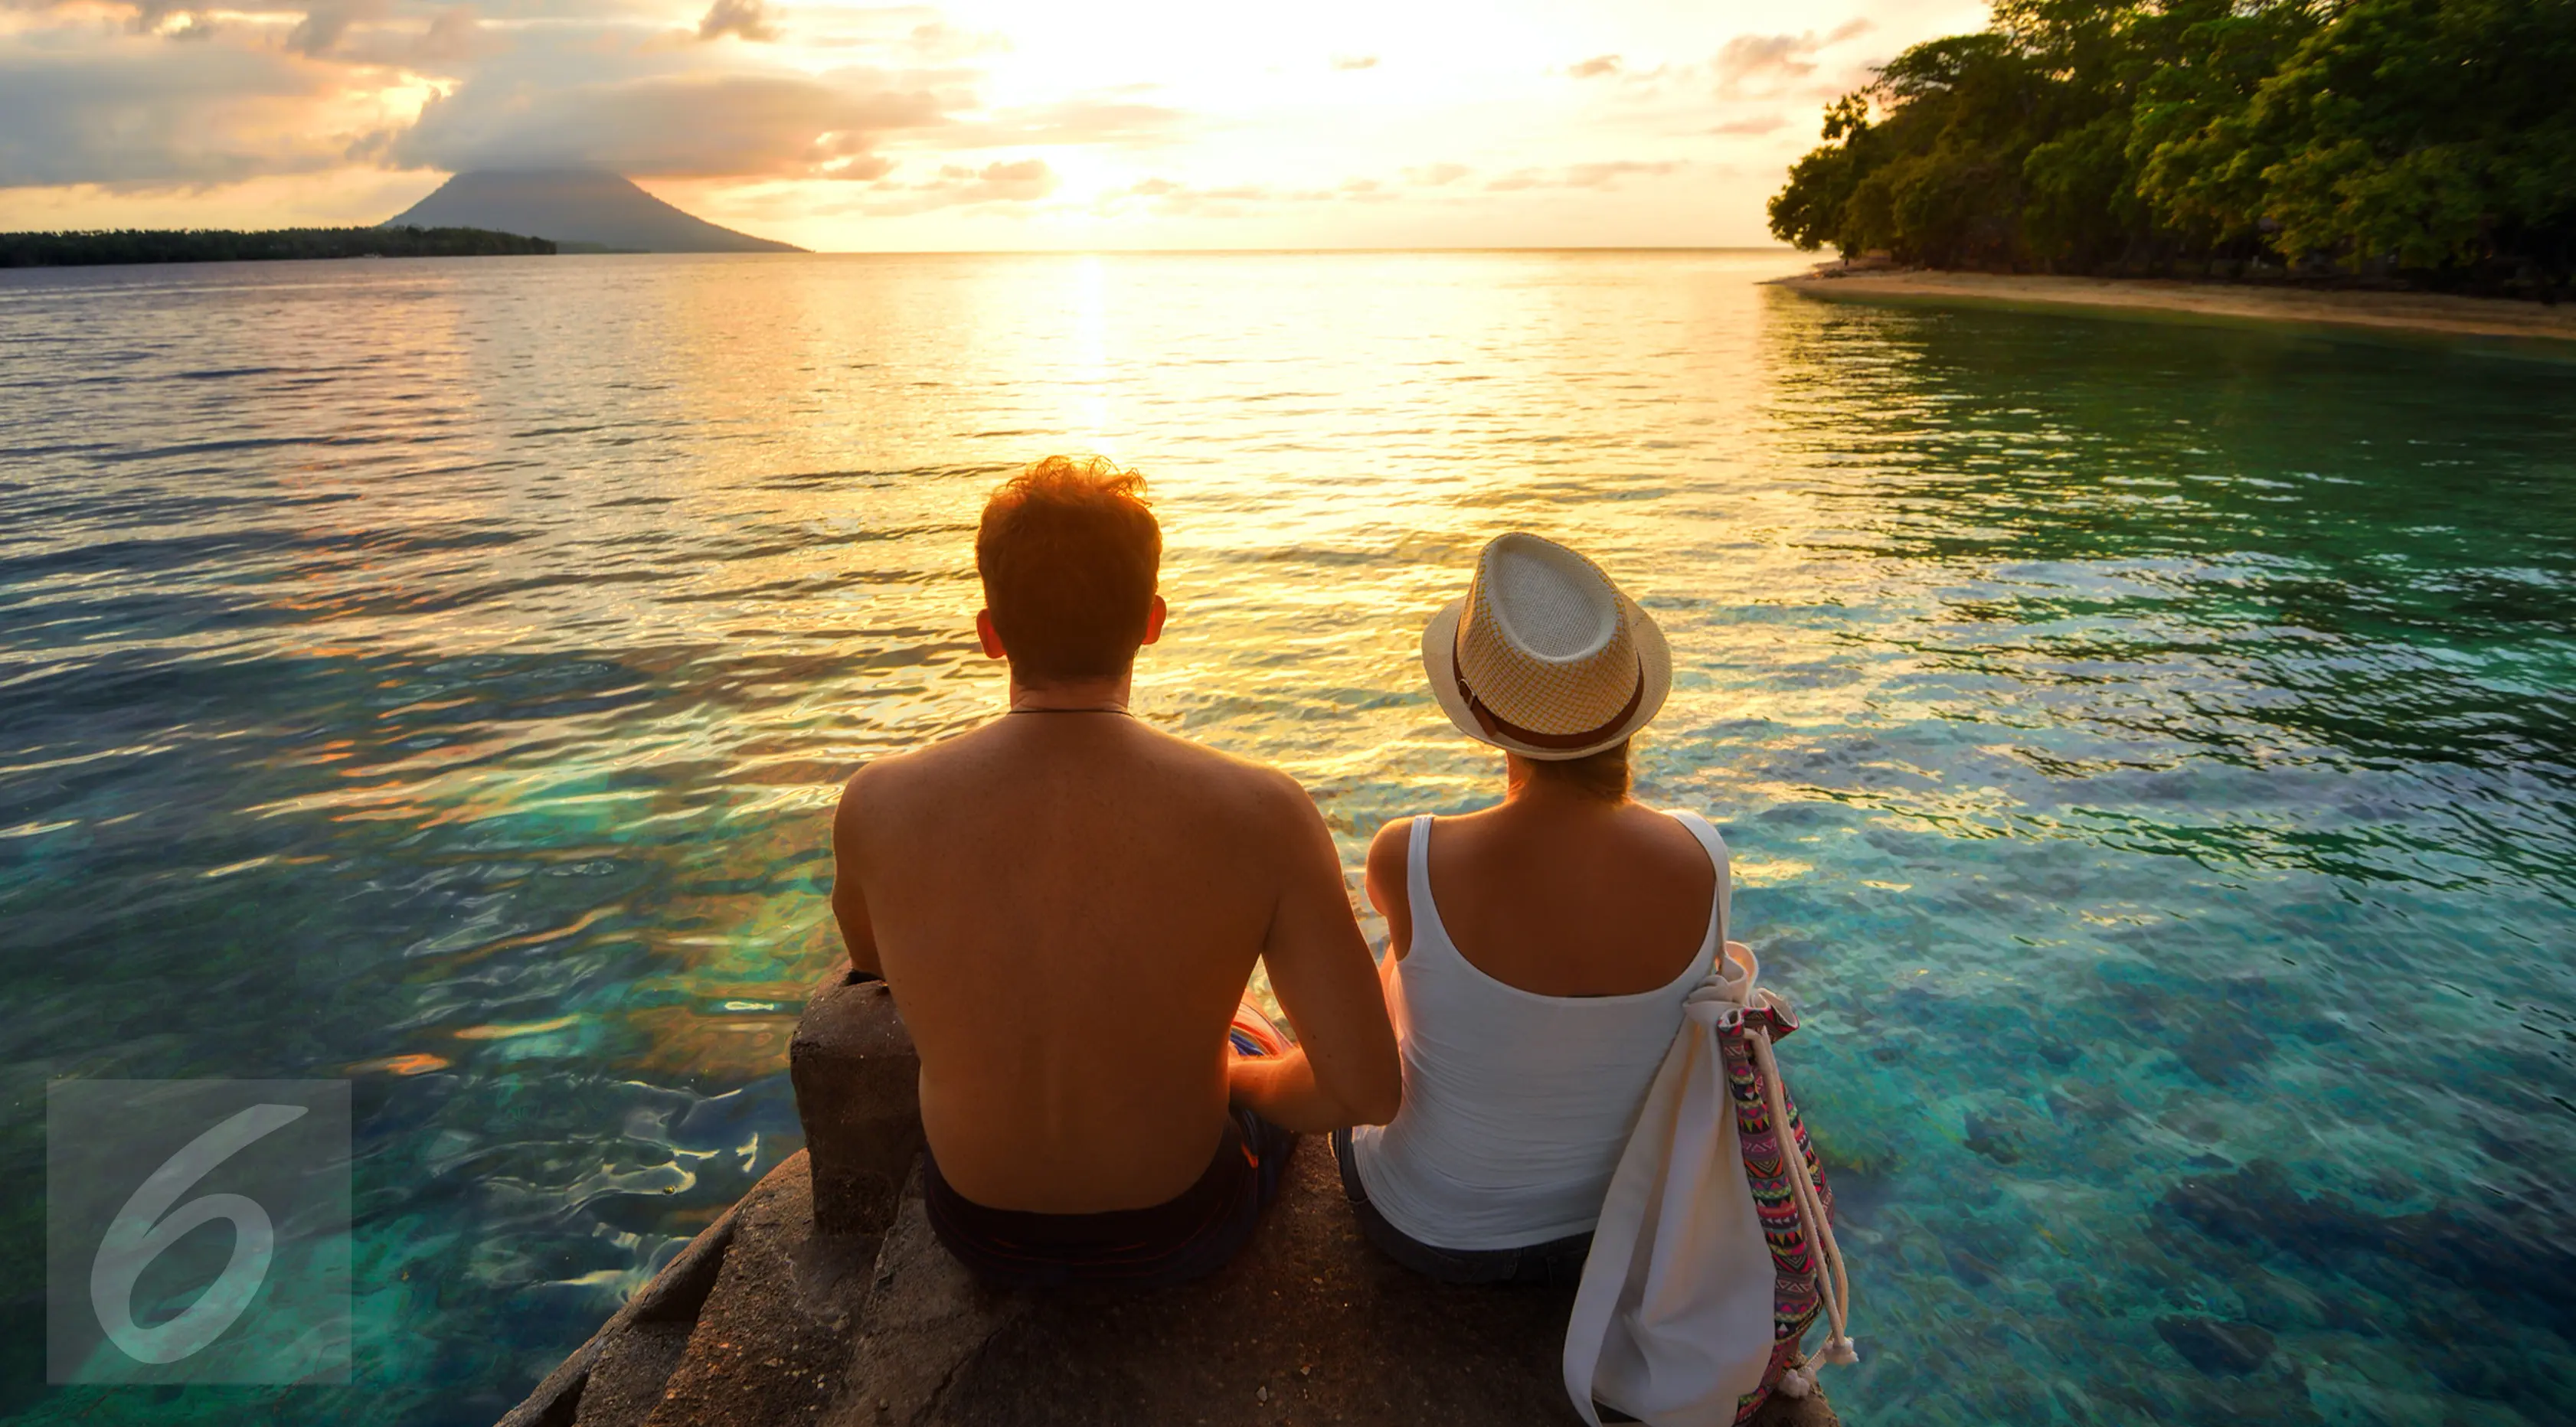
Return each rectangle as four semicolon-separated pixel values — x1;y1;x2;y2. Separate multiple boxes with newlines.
190;250;1874;1049
13;247;2573;1422
180;247;2343;1063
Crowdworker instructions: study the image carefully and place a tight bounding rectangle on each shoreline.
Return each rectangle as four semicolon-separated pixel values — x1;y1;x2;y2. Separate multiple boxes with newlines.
1768;267;2576;345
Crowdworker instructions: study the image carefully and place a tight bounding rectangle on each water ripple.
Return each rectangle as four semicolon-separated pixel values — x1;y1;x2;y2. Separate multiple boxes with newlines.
1;252;2571;1425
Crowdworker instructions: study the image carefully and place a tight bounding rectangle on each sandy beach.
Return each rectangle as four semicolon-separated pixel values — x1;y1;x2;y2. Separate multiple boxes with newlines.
1770;267;2576;345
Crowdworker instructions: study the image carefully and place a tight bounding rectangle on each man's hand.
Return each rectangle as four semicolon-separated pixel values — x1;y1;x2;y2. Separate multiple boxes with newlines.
1228;1048;1378;1133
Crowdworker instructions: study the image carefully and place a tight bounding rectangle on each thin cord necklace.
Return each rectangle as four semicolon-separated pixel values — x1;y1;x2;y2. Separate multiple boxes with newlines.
1007;704;1131;716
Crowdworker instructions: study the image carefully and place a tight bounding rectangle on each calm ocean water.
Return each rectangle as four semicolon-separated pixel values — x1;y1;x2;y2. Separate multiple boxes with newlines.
2;250;2571;1425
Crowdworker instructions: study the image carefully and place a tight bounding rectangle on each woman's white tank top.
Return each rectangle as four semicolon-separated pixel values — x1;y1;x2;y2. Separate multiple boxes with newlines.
1347;810;1730;1251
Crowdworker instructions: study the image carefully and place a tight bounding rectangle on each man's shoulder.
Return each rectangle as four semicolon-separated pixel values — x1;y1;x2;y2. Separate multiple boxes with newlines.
1136;724;1308;813
837;723;997;809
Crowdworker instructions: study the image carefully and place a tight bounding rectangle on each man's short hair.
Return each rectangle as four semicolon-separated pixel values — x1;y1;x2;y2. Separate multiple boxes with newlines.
976;456;1162;682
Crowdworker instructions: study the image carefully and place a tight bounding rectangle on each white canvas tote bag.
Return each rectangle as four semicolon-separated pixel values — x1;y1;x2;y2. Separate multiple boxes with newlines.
1563;939;1856;1426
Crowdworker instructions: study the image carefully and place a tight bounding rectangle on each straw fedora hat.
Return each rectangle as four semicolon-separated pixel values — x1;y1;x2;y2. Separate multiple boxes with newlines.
1421;533;1672;761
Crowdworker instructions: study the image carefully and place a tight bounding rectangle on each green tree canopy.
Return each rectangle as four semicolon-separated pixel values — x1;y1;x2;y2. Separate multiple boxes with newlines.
0;227;555;268
1768;0;2576;289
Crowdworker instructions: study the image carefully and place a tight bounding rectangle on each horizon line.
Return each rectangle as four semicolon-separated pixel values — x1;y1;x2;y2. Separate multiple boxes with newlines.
590;244;1806;257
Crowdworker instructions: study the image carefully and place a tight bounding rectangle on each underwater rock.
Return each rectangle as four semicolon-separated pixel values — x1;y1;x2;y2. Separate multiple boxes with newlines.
2153;1316;2274;1376
2155;1160;2576;1419
2178;1017;2275;1086
2044;1079;2130;1126
2159;1161;2576;1331
1961;1111;2025;1164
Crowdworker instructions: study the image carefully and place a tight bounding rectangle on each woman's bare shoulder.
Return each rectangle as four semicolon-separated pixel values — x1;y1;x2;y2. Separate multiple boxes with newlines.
1365;816;1412;873
1620;804;1724;873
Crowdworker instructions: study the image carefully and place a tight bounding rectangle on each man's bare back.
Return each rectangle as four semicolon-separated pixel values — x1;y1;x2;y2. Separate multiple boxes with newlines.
834;707;1400;1213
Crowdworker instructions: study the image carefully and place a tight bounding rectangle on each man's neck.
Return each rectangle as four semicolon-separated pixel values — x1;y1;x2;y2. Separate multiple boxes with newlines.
1007;671;1135;714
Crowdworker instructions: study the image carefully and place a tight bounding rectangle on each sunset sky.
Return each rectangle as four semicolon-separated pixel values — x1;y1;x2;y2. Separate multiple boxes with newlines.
0;0;1986;250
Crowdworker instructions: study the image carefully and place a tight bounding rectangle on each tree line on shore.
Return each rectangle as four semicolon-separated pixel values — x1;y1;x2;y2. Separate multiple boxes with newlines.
0;226;555;268
1767;0;2574;293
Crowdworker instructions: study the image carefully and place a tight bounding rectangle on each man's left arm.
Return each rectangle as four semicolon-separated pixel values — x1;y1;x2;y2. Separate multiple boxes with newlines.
1228;776;1401;1132
829;772;883;978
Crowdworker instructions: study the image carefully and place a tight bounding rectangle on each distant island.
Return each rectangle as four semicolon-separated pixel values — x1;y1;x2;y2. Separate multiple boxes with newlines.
0;171;803;269
385;171;803;254
0;226;553;268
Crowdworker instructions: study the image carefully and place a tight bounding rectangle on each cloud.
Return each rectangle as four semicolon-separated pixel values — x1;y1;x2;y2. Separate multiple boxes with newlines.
1709;115;1784;136
1330;54;1377;71
0;46;349;188
1713;23;1871;97
286;0;388;57
285;2;493;70
907;21;1007;60
1567;54;1621;79
933;93;1185;149
854;156;1054;214
1567;159;1679;187
1486;160;1680;192
946;158;1053;200
1403;162;1470;187
697;0;776;43
1714;34;1817;90
1103;178;1332;217
1134;179;1270;211
393;69;952;178
410;7;485;64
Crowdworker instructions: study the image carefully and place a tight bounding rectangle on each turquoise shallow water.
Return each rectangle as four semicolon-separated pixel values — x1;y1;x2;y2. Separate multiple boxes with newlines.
2;251;2571;1425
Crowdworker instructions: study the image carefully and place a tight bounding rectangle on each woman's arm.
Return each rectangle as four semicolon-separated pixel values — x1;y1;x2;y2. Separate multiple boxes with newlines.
1363;818;1414;960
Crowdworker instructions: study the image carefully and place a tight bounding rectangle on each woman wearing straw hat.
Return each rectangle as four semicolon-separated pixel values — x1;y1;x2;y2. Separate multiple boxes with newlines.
1332;532;1739;1285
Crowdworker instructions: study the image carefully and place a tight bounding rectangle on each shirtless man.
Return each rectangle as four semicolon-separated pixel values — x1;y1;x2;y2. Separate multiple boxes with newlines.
829;456;1401;1287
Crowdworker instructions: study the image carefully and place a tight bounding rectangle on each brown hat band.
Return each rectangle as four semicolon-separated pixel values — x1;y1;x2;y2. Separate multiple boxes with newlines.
1454;647;1646;752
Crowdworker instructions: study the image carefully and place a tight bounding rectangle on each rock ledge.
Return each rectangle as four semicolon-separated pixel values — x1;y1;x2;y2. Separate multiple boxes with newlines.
498;971;1840;1427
